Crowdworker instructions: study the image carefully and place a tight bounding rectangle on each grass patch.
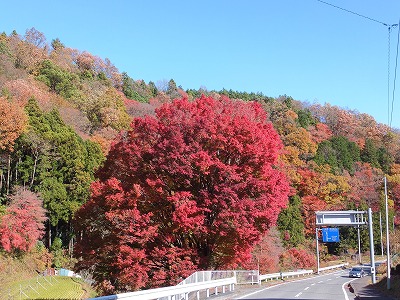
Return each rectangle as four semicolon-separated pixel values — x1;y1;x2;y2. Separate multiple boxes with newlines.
3;276;89;299
0;250;97;299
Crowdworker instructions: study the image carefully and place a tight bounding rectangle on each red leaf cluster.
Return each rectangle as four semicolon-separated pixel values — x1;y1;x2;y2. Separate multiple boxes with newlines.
251;228;284;273
279;247;316;270
0;188;47;253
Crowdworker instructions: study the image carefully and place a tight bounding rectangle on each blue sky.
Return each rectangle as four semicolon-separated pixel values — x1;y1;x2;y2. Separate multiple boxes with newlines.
2;0;400;128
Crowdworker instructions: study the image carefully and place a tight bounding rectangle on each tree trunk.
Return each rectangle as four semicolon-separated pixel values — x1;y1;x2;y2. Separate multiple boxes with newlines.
6;154;11;195
15;158;19;183
30;155;38;188
48;221;52;248
69;221;74;257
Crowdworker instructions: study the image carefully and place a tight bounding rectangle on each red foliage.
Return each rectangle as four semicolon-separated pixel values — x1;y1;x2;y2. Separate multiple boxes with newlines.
251;228;284;273
347;162;383;211
74;95;290;291
279;247;315;270
0;188;47;253
124;98;156;117
301;195;326;236
74;179;157;291
308;123;332;144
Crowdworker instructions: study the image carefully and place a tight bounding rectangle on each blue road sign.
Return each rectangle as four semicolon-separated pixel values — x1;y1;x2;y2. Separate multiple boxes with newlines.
322;228;339;242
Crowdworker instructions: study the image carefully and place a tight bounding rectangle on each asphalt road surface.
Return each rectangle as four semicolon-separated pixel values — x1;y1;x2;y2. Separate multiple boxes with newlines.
235;270;362;300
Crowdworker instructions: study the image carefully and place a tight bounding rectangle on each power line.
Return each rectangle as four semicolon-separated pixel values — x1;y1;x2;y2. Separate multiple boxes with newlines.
316;0;388;26
316;0;399;129
315;2;398;289
390;21;400;129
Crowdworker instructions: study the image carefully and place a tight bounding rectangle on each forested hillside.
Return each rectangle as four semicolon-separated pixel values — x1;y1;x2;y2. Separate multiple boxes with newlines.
1;28;400;295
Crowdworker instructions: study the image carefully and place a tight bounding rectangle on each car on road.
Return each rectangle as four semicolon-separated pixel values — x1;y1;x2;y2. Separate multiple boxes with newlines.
349;267;365;278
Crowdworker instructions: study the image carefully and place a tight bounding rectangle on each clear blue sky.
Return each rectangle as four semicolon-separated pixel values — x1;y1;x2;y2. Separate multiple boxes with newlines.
2;0;400;128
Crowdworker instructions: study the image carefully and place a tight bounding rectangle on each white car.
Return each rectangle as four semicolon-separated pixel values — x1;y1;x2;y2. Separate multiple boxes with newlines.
349;267;365;278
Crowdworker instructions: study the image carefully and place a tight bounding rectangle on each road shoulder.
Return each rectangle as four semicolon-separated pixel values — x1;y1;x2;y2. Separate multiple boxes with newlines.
348;276;397;299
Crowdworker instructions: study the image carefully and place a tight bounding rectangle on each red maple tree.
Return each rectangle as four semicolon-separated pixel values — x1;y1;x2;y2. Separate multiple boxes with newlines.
0;188;47;253
74;95;290;291
279;247;315;270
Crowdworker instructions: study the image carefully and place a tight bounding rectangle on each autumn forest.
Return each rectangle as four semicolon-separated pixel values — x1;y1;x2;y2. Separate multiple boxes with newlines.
1;28;400;295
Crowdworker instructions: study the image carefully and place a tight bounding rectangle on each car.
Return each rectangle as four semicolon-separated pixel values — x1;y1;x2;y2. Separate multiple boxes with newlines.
349;267;365;278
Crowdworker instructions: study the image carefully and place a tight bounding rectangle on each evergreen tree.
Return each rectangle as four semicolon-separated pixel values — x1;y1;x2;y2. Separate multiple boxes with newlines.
278;195;305;247
148;81;158;97
296;109;316;128
314;136;360;174
361;139;380;169
13;98;104;246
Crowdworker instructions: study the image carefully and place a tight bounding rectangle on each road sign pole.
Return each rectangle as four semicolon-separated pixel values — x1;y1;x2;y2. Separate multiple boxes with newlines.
368;208;376;284
357;225;361;264
316;228;320;274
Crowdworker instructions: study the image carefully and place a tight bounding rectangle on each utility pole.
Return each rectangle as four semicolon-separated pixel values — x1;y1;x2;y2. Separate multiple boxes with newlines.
384;176;391;289
380;212;384;256
316;228;320;274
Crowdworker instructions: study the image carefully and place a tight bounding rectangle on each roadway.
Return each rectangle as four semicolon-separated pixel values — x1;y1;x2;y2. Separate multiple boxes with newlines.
235;270;360;300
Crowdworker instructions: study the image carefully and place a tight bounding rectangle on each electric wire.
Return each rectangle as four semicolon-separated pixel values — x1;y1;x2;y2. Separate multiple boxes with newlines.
316;0;399;129
316;0;388;26
388;26;392;126
390;21;400;129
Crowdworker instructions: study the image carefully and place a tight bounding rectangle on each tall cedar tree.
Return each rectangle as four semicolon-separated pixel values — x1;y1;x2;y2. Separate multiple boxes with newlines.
74;95;290;292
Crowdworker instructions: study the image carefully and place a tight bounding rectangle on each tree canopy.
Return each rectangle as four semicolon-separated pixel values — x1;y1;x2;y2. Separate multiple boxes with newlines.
74;95;290;291
0;188;46;253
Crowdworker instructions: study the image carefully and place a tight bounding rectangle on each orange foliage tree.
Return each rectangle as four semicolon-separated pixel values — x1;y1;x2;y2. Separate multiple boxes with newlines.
0;98;27;151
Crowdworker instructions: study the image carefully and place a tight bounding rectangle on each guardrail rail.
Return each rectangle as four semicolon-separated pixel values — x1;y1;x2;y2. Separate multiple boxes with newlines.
318;263;349;272
91;264;349;300
259;269;313;282
91;276;236;300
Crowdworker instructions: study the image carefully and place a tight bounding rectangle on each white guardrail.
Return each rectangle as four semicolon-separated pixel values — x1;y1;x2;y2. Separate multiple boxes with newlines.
260;263;348;282
318;262;348;272
91;276;236;300
260;269;313;281
92;264;348;300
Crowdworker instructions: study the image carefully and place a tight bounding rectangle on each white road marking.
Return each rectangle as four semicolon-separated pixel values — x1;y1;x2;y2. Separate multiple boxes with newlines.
318;281;324;283
295;292;302;297
327;278;332;281
238;270;345;299
304;286;310;290
342;278;358;300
